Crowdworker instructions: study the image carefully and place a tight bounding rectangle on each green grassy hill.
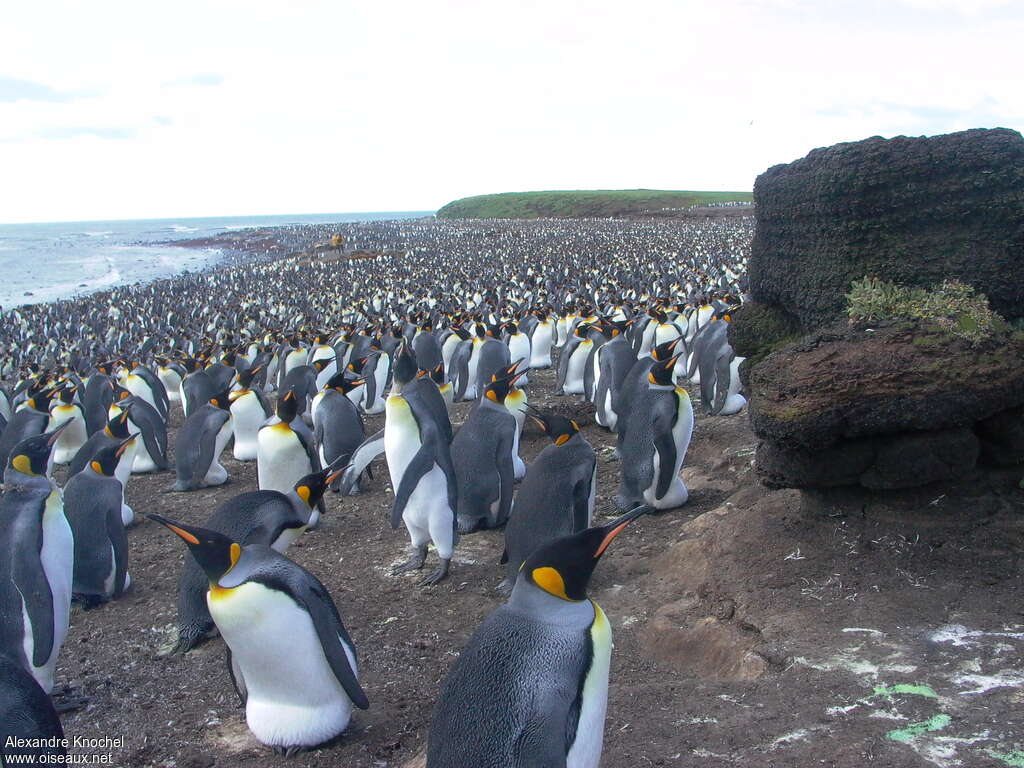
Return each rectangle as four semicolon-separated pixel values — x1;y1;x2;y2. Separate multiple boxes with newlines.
436;189;753;219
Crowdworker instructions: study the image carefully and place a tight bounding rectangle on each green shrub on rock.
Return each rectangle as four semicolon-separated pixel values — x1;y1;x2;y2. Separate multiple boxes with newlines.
846;277;998;342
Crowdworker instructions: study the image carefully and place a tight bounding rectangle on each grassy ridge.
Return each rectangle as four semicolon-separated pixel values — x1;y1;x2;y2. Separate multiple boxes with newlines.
436;189;754;219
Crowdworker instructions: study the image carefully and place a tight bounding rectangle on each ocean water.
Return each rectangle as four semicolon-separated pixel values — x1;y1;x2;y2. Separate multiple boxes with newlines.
0;211;431;309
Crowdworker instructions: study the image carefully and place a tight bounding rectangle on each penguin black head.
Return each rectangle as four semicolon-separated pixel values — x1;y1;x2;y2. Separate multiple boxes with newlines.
527;408;580;446
276;390;298;421
26;387;58;412
57;384;77;404
648;352;683;388
312;357;336;373
209;391;232;410
148;515;240;584
104;409;132;439
235;365;263;390
89;435;137;477
8;422;69;476
651;337;681;362
489;359;525;384
522;506;648;602
392;342;418;392
573;323;592;339
327;371;364;395
483;370;526;404
430;363;445;386
293;465;347;509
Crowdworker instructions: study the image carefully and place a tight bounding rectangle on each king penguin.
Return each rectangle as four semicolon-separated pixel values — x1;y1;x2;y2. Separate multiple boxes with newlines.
149;515;369;755
384;342;458;585
63;437;134;606
256;391;321;519
171;392;233;491
427;507;647;768
0;426;74;695
0;653;67;763
168;467;344;654
451;374;522;534
228;366;271;461
46;385;87;465
500;410;596;593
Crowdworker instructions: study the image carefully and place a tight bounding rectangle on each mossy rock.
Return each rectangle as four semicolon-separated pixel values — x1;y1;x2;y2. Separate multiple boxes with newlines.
727;301;801;368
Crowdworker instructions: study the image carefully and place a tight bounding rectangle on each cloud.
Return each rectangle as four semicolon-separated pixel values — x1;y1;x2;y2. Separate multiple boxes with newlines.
33;125;137;141
0;77;76;103
163;73;224;88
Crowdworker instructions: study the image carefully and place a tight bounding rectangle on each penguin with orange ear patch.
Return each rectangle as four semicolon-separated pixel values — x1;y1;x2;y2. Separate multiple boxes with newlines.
428;507;647;768
167;465;346;655
149;514;368;756
450;373;523;534
170;391;233;491
64;436;136;607
499;409;596;593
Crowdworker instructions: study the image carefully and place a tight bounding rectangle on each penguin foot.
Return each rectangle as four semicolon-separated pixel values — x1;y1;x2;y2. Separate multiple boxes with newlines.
272;744;307;758
73;593;107;611
418;558;450;586
51;687;88;714
392;546;427;575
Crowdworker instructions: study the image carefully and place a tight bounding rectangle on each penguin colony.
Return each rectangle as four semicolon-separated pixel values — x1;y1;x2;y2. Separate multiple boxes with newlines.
0;215;751;765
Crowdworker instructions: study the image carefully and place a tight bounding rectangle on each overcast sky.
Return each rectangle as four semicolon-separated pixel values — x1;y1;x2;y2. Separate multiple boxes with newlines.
1;0;1020;223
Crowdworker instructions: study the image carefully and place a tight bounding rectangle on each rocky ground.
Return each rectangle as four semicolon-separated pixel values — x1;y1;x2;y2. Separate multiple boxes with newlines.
55;368;1024;768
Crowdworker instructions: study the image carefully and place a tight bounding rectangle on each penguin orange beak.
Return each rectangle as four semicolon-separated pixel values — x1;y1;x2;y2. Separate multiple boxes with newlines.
44;421;71;445
116;435;139;457
325;467;347;486
594;505;649;558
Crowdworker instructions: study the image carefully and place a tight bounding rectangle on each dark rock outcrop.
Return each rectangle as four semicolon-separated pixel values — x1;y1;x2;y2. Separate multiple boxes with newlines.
748;128;1024;332
748;322;1024;488
734;128;1024;491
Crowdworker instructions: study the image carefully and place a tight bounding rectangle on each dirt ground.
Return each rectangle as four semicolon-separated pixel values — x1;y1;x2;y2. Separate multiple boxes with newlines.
56;368;1024;768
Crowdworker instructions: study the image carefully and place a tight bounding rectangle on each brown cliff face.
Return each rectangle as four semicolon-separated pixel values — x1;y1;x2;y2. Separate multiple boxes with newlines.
749;128;1024;332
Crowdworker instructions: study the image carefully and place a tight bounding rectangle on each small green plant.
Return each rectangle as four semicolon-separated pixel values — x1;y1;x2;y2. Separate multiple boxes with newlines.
846;277;998;342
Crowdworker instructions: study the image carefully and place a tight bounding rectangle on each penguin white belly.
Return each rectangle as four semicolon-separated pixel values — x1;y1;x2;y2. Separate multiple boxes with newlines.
159;370;182;404
231;392;266;461
129;416;159;473
555;316;569;348
385;397;454;559
271;525;308;553
364;355;389;415
644;390;693;509
567;602;612;768
508;335;531;385
203;419;234;486
310;390;326;424
257;425;312;494
637;320;657;359
505;389;527;481
36;489;73;694
441;336;461;373
178;380;191;416
284;349;307;378
602;388;618;431
48;407;87;464
114;440;137;489
530;323;553;368
718;357;747;416
209;584;358;748
463;343;483;400
124;375;157;411
564;341;592;395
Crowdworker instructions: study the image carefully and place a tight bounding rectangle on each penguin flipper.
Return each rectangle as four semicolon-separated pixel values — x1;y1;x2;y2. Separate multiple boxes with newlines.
13;539;56;668
390;445;435;530
226;646;248;707
571;462;596;533
193;411;227;488
254;388;272;418
341;429;384;495
104;485;130;596
298;579;369;710
653;408;679;502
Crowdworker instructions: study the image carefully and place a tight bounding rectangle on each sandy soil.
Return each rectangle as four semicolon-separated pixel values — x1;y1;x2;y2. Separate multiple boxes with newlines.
56;368;1024;768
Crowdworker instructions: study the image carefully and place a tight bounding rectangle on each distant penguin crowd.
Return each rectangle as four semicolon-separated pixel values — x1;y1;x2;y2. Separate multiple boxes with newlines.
0;214;751;765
